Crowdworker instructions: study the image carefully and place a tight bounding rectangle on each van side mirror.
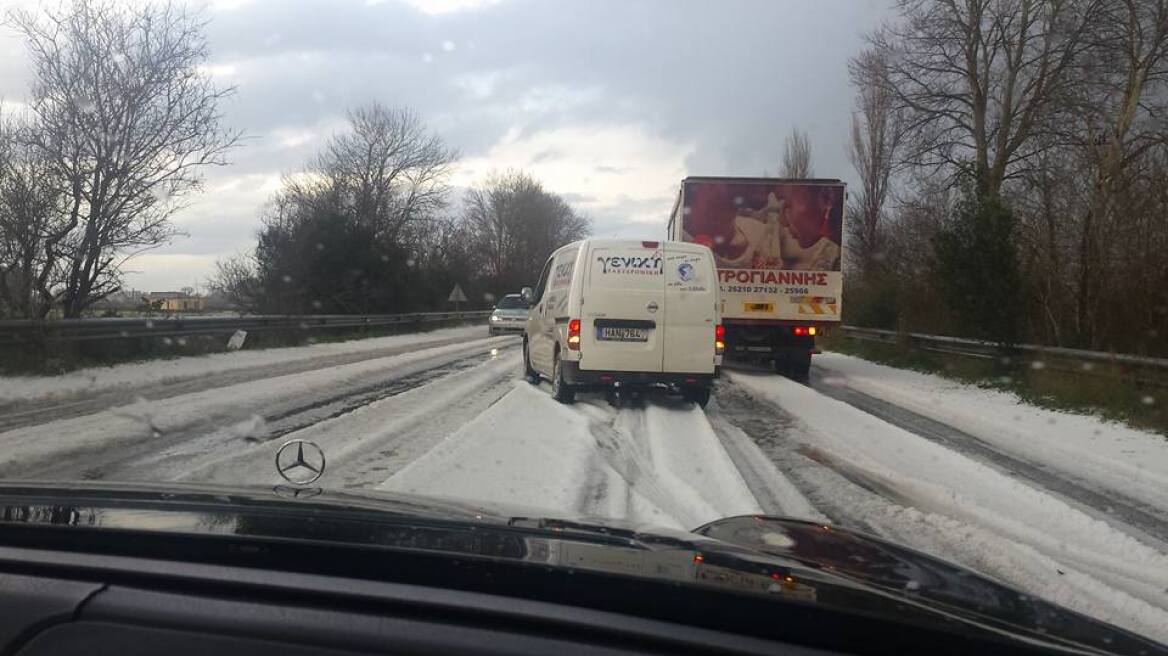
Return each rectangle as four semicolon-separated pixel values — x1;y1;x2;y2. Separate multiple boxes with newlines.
520;287;535;304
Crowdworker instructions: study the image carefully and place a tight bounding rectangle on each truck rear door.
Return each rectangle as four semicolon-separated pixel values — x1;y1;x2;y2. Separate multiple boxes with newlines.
662;243;718;375
580;242;666;373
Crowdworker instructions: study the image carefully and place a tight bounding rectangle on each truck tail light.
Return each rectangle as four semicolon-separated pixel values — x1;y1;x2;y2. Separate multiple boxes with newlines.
567;318;581;350
714;324;725;355
808;326;817;336
793;326;807;336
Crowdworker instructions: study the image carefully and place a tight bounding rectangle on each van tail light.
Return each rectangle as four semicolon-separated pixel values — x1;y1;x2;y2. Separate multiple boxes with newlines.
567;318;581;350
714;324;725;355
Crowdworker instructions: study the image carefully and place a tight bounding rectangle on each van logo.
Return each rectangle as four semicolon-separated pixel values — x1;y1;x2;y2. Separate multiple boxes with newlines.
597;255;662;274
677;262;695;281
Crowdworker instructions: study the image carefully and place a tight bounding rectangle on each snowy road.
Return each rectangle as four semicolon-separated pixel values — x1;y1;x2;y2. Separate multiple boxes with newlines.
1;327;1167;643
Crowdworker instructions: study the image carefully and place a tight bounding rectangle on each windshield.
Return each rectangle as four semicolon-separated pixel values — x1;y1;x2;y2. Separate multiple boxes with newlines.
0;0;1166;649
495;296;529;310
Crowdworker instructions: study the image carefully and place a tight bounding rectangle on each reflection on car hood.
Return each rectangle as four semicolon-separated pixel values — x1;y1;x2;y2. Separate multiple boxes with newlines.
0;480;1159;655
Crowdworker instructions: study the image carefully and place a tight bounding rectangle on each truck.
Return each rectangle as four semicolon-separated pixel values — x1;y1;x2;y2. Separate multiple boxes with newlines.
668;177;846;378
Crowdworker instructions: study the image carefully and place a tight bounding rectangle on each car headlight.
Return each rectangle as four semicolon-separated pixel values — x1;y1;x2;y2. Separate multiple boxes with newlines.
490;315;500;322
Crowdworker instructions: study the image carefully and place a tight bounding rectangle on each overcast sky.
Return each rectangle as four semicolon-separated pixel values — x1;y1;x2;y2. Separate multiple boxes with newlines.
0;0;891;291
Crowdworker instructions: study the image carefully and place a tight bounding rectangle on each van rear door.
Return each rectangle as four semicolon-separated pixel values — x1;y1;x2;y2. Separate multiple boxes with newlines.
581;242;666;373
662;243;718;375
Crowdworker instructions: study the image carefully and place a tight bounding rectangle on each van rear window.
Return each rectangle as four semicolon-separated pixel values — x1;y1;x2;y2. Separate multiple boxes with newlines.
589;248;664;289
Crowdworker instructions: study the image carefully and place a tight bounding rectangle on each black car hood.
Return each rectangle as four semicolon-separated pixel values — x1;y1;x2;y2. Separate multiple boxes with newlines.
0;480;1159;656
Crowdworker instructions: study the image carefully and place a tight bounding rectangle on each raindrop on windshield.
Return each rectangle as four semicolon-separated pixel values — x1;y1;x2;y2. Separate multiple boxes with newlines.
1030;361;1045;370
282;274;293;283
1141;395;1155;406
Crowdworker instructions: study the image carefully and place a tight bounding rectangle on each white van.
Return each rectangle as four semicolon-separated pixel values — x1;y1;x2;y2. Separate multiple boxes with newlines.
521;238;723;406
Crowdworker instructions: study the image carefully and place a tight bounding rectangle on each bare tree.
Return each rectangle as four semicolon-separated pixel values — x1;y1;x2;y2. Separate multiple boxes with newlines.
1067;0;1168;347
9;0;240;317
206;253;261;313
780;127;814;178
846;48;903;270
0;115;63;318
873;0;1101;196
462;170;590;293
286;104;457;242
247;104;457;314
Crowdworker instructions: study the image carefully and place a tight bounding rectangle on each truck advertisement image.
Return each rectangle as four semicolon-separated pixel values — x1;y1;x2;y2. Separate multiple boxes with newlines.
669;177;847;376
682;181;844;274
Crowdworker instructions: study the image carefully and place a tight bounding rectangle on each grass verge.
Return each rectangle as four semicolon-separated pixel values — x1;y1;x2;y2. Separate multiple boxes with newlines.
820;330;1168;436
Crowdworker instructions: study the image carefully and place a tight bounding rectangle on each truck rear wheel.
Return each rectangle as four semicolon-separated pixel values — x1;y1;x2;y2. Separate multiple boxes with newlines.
787;353;812;380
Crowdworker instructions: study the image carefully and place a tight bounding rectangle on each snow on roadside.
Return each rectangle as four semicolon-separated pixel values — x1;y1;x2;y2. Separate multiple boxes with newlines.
0;325;492;404
813;351;1168;511
640;402;762;519
0;340;500;477
727;371;1168;643
702;404;823;521
155;351;519;487
800;462;1168;645
380;384;761;531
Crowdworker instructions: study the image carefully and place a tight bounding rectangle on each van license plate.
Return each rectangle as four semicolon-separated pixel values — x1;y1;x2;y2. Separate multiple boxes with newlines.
597;327;648;342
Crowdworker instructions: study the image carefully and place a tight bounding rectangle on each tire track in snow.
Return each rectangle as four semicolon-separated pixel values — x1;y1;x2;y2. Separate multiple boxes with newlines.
703;396;824;522
173;350;521;488
710;383;884;534
6;342;512;482
807;366;1168;548
575;400;703;526
715;378;1168;643
0;330;509;432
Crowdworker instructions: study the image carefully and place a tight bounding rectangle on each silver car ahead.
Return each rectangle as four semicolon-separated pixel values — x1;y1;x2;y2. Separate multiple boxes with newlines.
488;294;531;335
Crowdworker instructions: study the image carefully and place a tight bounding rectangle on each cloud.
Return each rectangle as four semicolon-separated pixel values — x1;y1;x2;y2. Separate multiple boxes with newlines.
450;124;692;218
380;0;503;14
1;0;891;289
121;253;224;292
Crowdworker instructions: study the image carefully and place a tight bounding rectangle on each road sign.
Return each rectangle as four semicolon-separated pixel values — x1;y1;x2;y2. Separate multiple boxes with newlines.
447;284;468;303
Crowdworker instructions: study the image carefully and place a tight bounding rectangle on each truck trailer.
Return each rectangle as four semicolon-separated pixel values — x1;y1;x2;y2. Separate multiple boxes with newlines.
668;177;846;378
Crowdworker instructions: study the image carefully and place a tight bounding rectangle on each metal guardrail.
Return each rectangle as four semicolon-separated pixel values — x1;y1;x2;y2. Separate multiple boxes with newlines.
0;311;492;346
842;325;1168;387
